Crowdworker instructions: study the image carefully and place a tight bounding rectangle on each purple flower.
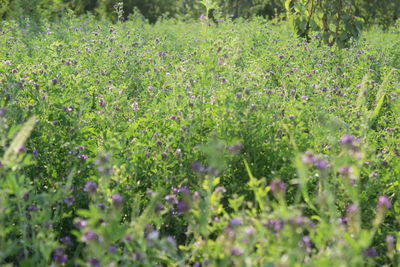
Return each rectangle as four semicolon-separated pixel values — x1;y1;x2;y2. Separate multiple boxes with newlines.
79;154;88;162
99;99;106;107
88;258;100;267
314;159;328;170
82;231;99;242
228;144;242;153
386;235;395;245
124;234;132;241
363;248;378;258
229;218;243;226
109;245;117;253
269;179;286;195
177;200;190;213
346;204;358;215
340;135;355;146
215;186;226;193
265;219;283;232
75;219;88;229
377;196;391;210
301;151;315;164
230;248;244;256
165;195;178;204
338;166;352;177
51;78;58;85
52;248;68;264
60;236;73;245
27;205;38;212
175;148;182;157
84;181;97;193
0;108;5;116
63;106;73;112
111;194;123;207
191;161;205;173
64;197;75;206
299;236;312;248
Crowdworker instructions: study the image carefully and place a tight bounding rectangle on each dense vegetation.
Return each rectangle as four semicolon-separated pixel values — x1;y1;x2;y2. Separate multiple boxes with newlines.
0;11;399;267
1;0;399;27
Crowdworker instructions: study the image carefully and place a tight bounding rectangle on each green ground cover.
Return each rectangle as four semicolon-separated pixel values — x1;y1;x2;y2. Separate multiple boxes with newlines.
0;16;399;266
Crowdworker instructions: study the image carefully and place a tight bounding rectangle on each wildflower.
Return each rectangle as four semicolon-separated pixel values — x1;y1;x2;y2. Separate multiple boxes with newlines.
299;236;312;248
88;258;100;267
177;200;190;213
75;219;88;229
82;231;99;242
265;219;283;232
64;197;75;206
174;148;182;157
27;205;38;212
99;99;106;107
165;195;178;204
63;106;73;112
228;144;242;153
60;236;73;245
230;248;244;256
215;186;226;193
52;248;68;264
314;159;328;170
377;196;391;210
109;245;117;253
111;194;123;207
269;179;286;196
386;235;395;246
191;161;205;173
363;248;378;258
339;135;355;146
229;218;243;226
83;181;97;193
346;204;358;215
302;151;316;164
338;166;352;177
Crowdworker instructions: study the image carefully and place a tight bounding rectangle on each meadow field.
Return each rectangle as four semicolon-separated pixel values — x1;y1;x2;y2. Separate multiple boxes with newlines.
0;15;399;266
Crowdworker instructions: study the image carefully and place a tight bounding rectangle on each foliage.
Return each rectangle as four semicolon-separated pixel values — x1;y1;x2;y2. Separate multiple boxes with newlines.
0;16;399;266
284;0;365;47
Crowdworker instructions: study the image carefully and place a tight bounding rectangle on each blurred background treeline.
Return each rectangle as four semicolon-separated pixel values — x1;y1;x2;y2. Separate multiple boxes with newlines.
0;0;399;28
